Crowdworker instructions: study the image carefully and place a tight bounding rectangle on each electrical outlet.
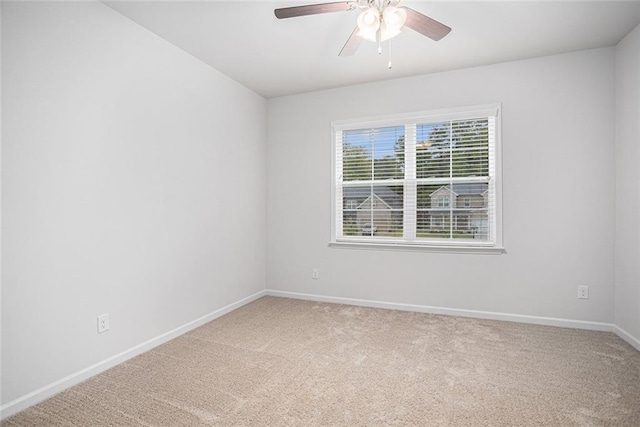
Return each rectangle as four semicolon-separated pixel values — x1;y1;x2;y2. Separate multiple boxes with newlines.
97;313;110;334
578;286;589;300
312;268;320;280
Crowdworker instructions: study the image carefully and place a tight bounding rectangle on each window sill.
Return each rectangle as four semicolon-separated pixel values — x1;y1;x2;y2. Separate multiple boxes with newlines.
328;241;506;254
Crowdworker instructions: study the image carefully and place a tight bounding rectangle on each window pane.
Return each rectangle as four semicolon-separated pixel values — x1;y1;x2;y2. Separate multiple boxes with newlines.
343;126;404;181
417;184;450;238
416;122;451;179
342;184;403;237
417;183;489;241
416;119;489;179
451;119;489;177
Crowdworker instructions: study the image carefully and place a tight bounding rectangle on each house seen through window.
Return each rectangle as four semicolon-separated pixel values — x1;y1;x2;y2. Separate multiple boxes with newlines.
332;104;502;250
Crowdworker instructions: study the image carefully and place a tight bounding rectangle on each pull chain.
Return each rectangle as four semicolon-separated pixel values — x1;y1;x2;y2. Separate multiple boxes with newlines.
388;39;392;69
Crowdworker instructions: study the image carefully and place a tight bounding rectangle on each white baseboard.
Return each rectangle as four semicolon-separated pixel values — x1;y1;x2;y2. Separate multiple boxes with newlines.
0;289;267;420
266;290;615;332
613;325;640;351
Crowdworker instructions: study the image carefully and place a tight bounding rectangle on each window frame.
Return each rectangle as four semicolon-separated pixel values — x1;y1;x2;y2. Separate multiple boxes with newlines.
330;104;504;254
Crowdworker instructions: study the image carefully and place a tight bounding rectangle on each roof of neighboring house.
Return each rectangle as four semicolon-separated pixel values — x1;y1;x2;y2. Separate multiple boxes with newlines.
430;186;455;198
357;194;392;210
431;183;488;197
343;186;402;209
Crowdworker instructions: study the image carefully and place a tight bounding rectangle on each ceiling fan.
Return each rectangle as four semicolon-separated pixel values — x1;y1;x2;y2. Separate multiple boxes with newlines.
274;0;451;66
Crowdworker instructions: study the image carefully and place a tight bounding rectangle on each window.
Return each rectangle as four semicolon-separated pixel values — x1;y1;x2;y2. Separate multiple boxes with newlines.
436;197;450;208
331;104;502;252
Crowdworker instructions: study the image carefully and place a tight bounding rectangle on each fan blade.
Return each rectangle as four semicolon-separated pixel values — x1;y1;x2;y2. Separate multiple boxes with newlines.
401;7;451;41
275;1;354;19
339;27;363;56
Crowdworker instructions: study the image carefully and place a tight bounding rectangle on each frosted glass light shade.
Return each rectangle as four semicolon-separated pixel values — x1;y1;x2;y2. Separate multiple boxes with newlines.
382;6;407;31
357;7;380;42
379;22;402;41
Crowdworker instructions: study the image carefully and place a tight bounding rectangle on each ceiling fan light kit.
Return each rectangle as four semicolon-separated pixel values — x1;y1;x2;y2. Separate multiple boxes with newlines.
356;6;406;42
274;0;451;68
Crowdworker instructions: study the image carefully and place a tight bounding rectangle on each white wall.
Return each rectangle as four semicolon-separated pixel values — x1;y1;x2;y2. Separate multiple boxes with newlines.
615;24;640;344
267;48;616;324
1;1;266;406
0;2;3;409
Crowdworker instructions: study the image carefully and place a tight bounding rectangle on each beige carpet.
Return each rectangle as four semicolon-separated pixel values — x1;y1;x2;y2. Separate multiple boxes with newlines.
3;296;640;426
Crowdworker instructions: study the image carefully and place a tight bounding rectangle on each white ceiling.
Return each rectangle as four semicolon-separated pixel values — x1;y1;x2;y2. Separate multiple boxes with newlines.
104;1;640;98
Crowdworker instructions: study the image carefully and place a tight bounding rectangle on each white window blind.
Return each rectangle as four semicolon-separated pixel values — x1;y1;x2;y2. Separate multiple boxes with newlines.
332;104;502;251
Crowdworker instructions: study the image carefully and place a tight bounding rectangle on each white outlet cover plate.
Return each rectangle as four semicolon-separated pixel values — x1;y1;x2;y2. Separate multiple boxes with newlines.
578;286;589;299
97;314;110;334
